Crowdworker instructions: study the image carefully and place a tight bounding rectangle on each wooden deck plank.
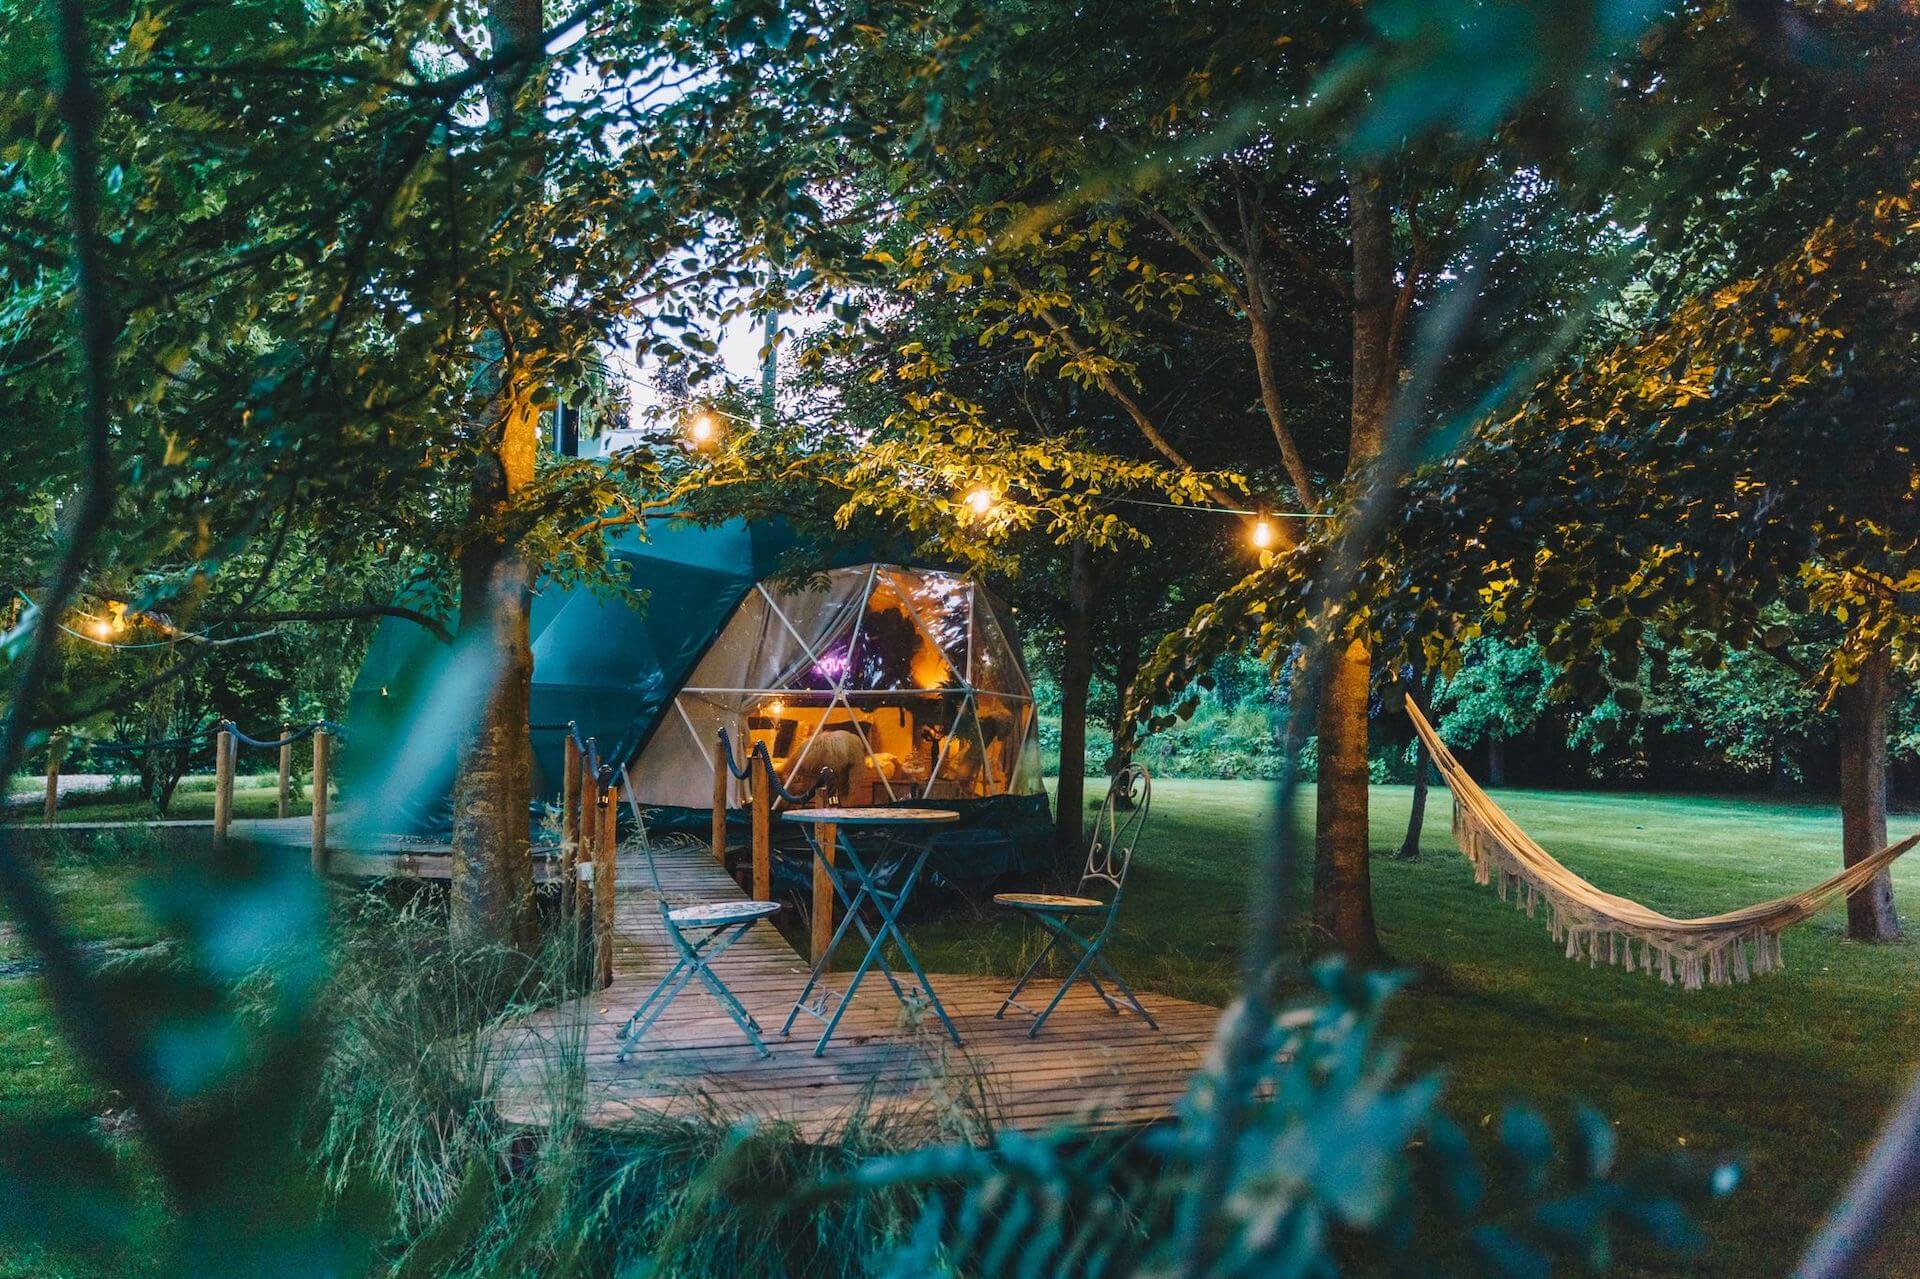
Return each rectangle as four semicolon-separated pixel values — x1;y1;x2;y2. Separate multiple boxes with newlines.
487;836;1227;1143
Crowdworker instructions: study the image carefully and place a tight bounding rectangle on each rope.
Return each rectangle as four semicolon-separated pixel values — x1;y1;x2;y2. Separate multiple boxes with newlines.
74;718;342;759
714;727;755;780
752;741;835;806
83;728;217;756
222;720;345;750
710;729;832;802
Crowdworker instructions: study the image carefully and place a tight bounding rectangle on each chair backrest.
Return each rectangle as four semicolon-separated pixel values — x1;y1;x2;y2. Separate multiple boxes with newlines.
1078;763;1151;905
609;765;674;915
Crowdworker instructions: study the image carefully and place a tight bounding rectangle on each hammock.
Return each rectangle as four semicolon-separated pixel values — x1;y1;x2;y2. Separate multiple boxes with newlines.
1405;694;1920;989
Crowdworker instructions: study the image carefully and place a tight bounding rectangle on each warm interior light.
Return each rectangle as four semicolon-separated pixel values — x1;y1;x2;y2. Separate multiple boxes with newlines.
964;486;996;517
687;412;718;446
1250;517;1276;551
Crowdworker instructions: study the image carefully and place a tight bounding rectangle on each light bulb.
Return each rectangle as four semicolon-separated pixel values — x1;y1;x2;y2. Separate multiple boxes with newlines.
964;486;996;517
89;618;112;640
687;412;718;445
1250;518;1276;551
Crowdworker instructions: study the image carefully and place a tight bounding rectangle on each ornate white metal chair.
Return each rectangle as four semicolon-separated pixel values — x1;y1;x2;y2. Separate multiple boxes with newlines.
615;770;783;1060
993;763;1158;1038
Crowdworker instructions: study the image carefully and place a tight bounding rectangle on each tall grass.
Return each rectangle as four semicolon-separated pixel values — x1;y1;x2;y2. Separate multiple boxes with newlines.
308;883;939;1278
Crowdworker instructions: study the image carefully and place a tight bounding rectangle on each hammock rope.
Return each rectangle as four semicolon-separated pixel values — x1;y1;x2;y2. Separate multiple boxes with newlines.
1405;693;1920;989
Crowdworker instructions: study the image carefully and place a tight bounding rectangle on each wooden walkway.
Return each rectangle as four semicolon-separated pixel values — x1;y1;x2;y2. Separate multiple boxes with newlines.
487;836;1226;1142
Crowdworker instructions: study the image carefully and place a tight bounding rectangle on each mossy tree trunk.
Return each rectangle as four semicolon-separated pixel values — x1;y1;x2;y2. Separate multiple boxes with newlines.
450;0;544;950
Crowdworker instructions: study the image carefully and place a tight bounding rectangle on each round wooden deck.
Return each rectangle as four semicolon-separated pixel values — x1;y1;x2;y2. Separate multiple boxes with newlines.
485;840;1226;1143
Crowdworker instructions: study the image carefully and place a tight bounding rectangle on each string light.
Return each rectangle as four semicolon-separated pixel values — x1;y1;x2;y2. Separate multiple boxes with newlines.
15;590;279;650
1250;517;1277;551
686;411;719;447
963;486;997;517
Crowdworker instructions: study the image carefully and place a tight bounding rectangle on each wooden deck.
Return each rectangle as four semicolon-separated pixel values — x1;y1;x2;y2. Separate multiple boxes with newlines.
487;836;1226;1142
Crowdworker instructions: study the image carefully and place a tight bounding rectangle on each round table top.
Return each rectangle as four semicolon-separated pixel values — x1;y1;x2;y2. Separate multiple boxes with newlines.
782;807;960;825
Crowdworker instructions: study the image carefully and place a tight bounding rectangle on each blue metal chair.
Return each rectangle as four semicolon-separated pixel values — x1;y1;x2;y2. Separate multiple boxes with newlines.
993;763;1158;1038
614;770;783;1060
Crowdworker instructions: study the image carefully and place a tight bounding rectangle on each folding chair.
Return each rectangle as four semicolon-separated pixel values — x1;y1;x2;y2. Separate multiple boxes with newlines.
616;776;782;1060
993;763;1158;1038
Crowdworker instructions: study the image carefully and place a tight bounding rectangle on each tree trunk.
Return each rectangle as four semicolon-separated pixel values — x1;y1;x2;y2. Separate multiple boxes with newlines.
1399;670;1433;860
451;448;538;950
1400;753;1429;860
1837;647;1900;942
1308;168;1393;962
450;0;544;951
1108;641;1141;805
1055;539;1097;871
1487;737;1507;787
1314;637;1381;960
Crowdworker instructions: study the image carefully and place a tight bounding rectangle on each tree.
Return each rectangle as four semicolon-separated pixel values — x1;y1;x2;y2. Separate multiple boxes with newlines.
1386;148;1920;939
846;0;1644;958
2;0;913;946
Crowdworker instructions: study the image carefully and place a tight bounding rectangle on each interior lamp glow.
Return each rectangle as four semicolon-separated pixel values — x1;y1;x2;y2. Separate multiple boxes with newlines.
963;486;996;517
1250;517;1277;551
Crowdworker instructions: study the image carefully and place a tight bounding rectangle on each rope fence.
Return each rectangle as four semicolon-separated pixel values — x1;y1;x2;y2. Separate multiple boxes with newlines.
33;718;341;871
34;710;843;986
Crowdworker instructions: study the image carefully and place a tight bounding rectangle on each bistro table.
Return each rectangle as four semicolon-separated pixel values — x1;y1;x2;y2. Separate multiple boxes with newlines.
779;806;962;1056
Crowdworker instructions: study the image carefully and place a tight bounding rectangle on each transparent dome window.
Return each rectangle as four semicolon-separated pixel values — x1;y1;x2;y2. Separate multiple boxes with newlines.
630;564;1040;808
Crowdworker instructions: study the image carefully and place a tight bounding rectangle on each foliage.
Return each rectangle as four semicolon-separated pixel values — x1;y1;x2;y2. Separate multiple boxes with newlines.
1431;638;1556;750
8;0;1911;1274
810;960;1734;1277
310;888;941;1278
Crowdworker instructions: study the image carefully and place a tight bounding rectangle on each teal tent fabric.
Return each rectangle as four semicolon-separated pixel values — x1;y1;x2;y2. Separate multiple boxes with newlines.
343;518;1054;890
523;519;803;790
346;518;821;831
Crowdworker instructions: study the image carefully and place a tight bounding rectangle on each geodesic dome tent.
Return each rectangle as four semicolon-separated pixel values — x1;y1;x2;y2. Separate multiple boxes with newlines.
346;520;1051;888
634;563;1043;810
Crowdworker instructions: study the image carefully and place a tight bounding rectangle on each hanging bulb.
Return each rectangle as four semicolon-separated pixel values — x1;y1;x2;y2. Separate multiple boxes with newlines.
89;617;112;640
1250;517;1276;551
964;486;997;517
686;412;719;447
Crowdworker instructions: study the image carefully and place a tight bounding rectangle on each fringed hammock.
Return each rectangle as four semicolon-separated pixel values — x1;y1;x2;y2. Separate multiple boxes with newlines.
1405;694;1920;989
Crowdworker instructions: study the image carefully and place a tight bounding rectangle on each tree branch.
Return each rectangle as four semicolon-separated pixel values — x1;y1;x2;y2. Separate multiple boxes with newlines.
0;0;186;1179
1234;184;1321;508
1029;301;1291;539
205;603;455;644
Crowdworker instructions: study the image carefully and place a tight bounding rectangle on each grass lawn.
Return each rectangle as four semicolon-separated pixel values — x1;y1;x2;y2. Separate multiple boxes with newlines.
9;774;318;825
3;784;1918;1274
909;779;1920;1277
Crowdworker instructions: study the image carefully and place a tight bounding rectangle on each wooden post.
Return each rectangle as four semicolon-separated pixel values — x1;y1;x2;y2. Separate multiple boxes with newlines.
276;724;292;819
811;819;837;971
310;728;330;874
595;787;617;989
579;757;599;948
42;734;61;824
213;723;235;844
561;732;581;919
750;749;772;903
711;732;729;865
